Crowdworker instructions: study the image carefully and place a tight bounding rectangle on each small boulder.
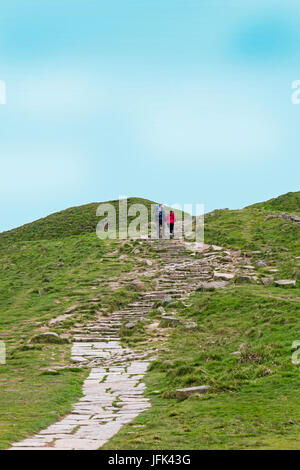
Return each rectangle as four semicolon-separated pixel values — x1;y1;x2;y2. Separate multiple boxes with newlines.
131;280;144;291
274;280;296;287
214;272;235;281
198;281;228;291
124;322;135;330
176;385;211;401
211;245;223;251
160;317;180;327
65;304;78;313
236;275;252;282
185;322;197;330
256;260;266;268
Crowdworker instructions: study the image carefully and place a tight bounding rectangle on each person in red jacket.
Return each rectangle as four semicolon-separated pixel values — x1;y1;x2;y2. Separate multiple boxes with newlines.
166;210;176;239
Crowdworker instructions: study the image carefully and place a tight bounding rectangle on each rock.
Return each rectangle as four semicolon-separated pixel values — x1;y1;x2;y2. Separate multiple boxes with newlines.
124;322;135;329
185;322;197;330
65;304;78;313
160;317;180;327
145;259;153;267
161;316;180;323
279;213;300;224
256;260;266;268
236;275;252;282
231;351;241;356
30;332;69;344
198;281;228;290
274;280;296;287
261;277;274;286
131;280;144;291
132;248;140;254
231;250;241;257
211;245;223;251
158;306;166;314
214;271;235;281
176;385;211;401
108;249;119;257
164;295;172;303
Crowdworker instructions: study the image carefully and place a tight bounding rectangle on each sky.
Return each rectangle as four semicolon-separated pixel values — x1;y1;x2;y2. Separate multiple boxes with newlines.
0;0;300;232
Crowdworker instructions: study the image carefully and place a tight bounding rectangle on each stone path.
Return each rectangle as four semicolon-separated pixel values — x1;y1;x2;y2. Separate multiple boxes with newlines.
10;239;253;450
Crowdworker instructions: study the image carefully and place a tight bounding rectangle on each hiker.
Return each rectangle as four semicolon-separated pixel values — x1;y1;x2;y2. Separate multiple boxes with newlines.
167;210;176;239
154;203;166;238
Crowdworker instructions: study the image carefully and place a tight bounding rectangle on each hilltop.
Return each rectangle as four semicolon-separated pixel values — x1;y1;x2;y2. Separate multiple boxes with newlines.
0;198;156;244
248;191;300;215
204;191;299;261
0;197;190;245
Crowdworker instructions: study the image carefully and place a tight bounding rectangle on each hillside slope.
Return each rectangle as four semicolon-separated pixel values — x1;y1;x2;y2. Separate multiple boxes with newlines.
0;198;156;244
204;192;299;278
103;192;300;450
248;191;300;215
0;191;299;450
0;231;157;449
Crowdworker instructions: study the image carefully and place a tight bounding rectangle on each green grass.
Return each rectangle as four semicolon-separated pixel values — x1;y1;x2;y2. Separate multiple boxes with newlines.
102;191;300;450
0;231;154;449
205;208;299;257
0;190;299;449
249;191;300;215
103;285;300;450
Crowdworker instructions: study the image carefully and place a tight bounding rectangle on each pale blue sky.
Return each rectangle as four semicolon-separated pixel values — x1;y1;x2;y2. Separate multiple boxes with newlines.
0;0;299;231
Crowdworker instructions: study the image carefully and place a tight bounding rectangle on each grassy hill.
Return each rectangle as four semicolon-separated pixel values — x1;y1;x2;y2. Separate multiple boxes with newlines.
248;191;300;215
204;191;300;279
0;228;156;448
0;190;299;449
103;191;300;450
0;197;189;246
104;286;300;450
0;198;156;244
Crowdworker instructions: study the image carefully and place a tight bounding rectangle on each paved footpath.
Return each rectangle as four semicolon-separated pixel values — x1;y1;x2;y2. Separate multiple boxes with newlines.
10;240;251;450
